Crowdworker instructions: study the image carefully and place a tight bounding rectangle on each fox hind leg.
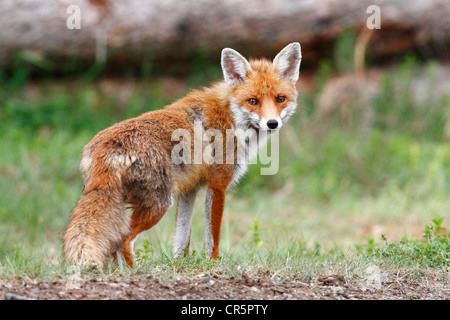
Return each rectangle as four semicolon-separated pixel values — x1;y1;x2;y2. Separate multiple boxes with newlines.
173;189;197;258
121;205;168;268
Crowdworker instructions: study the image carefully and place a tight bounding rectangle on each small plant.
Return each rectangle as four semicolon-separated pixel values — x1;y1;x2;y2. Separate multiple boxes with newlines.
370;217;450;268
135;239;154;263
251;219;263;247
423;216;447;240
171;248;218;272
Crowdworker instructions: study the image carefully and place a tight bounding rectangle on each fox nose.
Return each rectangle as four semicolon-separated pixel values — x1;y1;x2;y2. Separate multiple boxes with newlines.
267;119;279;129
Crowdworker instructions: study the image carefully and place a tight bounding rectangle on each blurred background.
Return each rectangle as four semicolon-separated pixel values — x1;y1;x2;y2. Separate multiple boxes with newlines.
0;0;449;263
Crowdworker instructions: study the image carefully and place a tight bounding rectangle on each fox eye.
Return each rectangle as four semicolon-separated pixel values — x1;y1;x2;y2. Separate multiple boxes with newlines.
247;98;259;106
276;96;286;103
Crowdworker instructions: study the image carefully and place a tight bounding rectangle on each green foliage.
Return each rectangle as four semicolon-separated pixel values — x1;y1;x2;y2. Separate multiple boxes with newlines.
0;247;49;278
0;81;168;135
171;249;219;272
135;239;155;263
333;29;356;74
373;57;447;140
0;44;449;280
357;217;450;269
238;51;450;201
315;60;333;94
186;46;223;87
251;219;262;247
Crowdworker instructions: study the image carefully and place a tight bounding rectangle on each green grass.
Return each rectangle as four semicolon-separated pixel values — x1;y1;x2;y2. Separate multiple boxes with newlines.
372;217;450;269
0;40;449;283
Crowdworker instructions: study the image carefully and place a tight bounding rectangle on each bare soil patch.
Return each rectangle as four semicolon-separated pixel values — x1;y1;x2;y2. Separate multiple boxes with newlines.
1;270;448;300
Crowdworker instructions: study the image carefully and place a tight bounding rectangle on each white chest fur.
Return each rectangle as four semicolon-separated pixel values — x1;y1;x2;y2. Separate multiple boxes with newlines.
229;124;270;188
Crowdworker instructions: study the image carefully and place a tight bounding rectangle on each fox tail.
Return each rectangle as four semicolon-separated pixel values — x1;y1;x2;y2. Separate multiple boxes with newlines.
62;182;130;269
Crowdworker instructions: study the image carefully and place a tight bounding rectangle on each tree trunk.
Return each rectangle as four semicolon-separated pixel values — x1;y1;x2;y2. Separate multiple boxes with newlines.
1;0;448;70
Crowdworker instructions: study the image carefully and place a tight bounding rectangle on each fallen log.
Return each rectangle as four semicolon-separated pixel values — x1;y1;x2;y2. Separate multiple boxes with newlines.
0;0;448;71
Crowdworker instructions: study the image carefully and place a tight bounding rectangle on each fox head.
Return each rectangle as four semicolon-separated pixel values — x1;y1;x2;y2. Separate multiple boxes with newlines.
221;42;301;131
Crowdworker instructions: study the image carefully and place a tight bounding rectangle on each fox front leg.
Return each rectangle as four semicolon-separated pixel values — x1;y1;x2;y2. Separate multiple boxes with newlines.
205;187;226;259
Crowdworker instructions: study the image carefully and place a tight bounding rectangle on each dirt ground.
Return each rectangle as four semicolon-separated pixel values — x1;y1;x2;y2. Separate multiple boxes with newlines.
1;270;449;300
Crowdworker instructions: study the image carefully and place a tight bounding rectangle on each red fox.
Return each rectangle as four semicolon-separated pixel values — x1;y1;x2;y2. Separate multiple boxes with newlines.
63;43;302;269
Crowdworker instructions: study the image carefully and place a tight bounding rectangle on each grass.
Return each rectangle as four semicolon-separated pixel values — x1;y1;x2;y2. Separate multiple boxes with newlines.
0;35;449;287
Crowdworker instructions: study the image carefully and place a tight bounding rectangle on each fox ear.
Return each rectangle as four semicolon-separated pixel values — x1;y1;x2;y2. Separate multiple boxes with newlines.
273;42;302;83
221;48;251;86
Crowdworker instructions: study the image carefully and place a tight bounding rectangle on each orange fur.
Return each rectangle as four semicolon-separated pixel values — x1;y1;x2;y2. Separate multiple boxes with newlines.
63;43;302;269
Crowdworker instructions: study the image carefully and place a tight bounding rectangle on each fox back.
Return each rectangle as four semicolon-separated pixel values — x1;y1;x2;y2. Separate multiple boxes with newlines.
63;43;302;269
